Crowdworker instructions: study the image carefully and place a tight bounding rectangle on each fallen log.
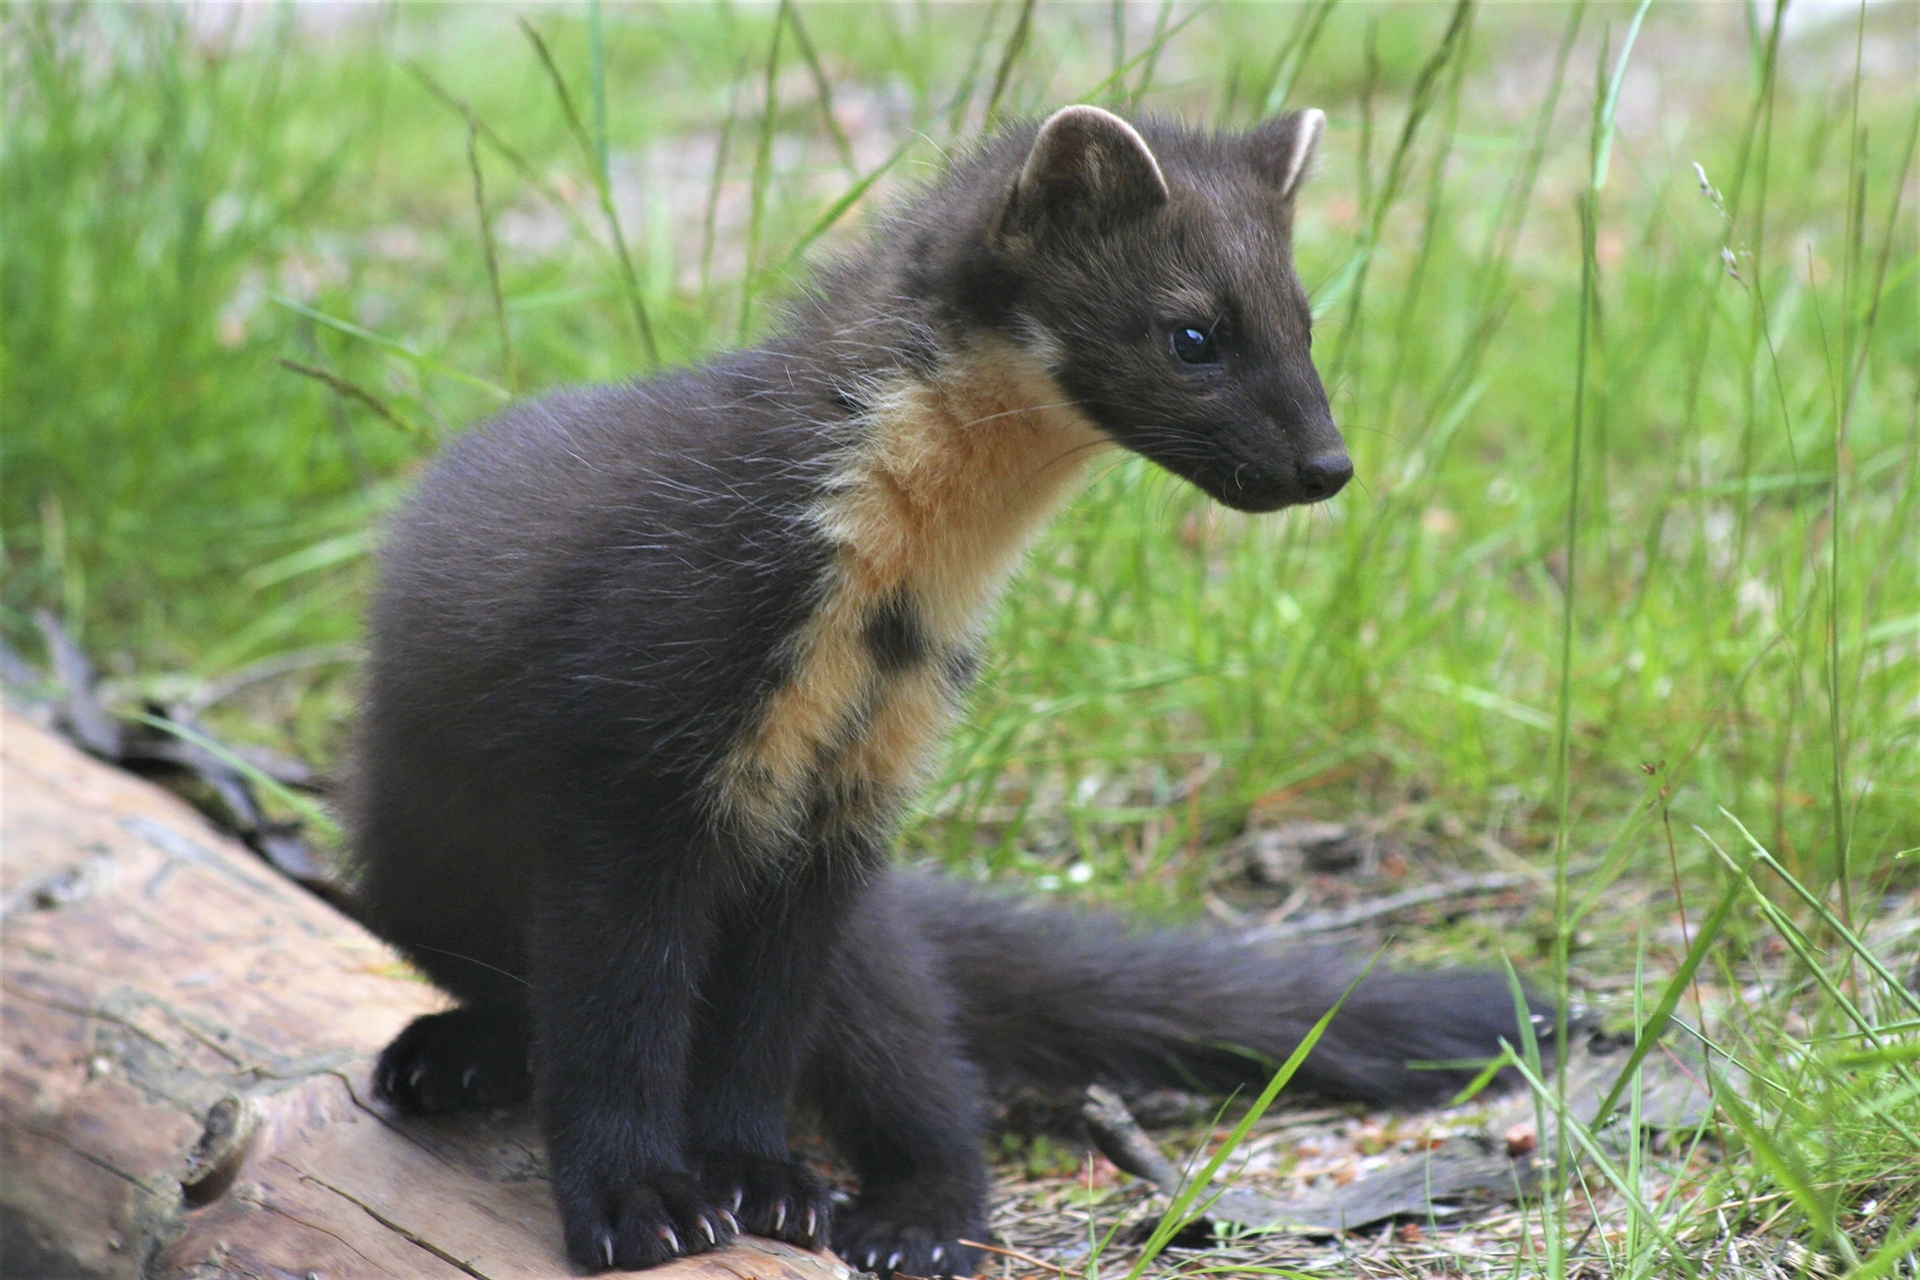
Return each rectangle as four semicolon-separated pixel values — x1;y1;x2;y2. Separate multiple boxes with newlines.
0;709;853;1280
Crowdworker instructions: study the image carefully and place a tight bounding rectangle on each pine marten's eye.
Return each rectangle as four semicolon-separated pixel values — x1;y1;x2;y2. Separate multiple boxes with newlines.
1169;324;1221;366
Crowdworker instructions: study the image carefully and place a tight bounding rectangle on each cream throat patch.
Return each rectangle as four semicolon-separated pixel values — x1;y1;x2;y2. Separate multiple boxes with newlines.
709;337;1109;844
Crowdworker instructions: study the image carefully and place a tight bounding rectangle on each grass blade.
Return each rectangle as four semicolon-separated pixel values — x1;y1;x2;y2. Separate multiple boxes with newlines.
785;4;859;177
132;712;342;842
588;0;610;185
737;1;788;339
275;358;430;441
272;298;510;400
1719;809;1920;1018
1588;862;1750;1132
700;55;751;298
406;61;605;257
981;0;1036;128
1073;3;1213;107
520;17;659;366
1129;0;1176;108
1253;0;1339;121
1329;0;1475;367
1502;1053;1699;1277
466;118;517;393
1123;952;1384;1280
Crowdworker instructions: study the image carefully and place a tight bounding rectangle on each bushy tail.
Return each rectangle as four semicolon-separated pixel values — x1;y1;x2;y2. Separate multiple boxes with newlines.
890;872;1548;1108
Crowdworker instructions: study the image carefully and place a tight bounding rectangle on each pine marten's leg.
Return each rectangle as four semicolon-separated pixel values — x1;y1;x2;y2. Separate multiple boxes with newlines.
682;848;876;1251
805;880;991;1280
531;797;735;1272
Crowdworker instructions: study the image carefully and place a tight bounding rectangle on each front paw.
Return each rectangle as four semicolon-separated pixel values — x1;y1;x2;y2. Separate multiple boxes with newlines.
694;1149;832;1251
832;1207;981;1279
556;1167;738;1272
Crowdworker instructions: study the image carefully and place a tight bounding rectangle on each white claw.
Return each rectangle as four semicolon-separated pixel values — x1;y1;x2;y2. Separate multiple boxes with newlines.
931;1246;945;1265
659;1226;682;1254
601;1235;615;1268
731;1188;744;1212
772;1202;787;1233
888;1252;903;1271
699;1217;716;1245
720;1209;741;1233
408;1064;426;1087
461;1067;477;1089
805;1208;817;1241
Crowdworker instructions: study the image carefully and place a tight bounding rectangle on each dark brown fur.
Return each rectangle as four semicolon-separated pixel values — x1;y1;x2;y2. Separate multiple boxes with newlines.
351;106;1539;1277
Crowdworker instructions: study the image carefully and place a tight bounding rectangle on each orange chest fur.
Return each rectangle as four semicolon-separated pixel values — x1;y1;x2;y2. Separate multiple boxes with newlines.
709;340;1107;843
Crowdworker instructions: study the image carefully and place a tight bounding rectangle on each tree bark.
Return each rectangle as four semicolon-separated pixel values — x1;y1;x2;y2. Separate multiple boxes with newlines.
1;709;854;1280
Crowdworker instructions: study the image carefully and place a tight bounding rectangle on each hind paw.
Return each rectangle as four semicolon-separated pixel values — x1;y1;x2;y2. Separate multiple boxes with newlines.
373;1004;532;1115
833;1209;982;1278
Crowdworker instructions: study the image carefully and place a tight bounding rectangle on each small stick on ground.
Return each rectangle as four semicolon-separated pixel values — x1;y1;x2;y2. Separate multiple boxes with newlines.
959;1239;1075;1275
1244;870;1536;942
1081;1084;1181;1193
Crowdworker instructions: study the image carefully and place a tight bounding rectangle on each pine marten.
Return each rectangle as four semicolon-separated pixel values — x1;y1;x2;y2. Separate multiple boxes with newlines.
351;106;1542;1277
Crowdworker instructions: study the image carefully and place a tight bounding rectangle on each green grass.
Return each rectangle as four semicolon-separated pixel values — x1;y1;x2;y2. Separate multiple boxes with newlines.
5;1;1918;1274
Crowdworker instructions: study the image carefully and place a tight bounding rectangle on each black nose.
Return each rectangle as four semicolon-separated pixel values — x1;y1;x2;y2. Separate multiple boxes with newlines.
1297;452;1353;500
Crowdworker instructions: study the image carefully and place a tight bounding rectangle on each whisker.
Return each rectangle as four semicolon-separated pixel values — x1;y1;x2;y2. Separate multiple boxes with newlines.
956;398;1087;430
406;944;533;988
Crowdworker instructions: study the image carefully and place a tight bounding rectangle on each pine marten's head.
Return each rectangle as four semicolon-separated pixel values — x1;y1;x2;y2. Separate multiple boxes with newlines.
971;105;1347;513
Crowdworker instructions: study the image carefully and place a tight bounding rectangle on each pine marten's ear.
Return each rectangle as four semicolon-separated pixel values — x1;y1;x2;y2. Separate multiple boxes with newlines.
1249;107;1327;202
993;105;1169;249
